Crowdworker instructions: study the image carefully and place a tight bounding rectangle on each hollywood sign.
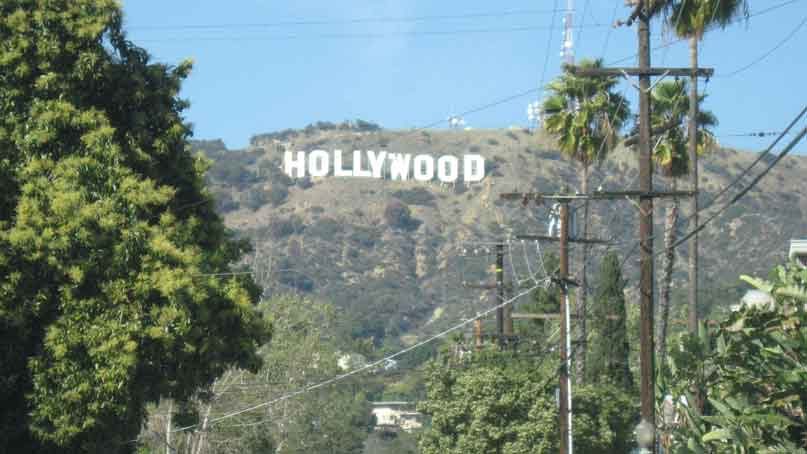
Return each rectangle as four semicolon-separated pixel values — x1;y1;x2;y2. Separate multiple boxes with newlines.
283;150;485;183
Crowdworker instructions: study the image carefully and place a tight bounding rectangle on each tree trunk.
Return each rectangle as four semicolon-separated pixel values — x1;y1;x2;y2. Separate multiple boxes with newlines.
575;163;589;384
657;180;679;372
687;36;699;334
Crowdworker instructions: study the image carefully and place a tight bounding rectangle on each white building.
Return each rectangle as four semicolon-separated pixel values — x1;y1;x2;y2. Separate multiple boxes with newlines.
789;239;807;268
371;402;423;433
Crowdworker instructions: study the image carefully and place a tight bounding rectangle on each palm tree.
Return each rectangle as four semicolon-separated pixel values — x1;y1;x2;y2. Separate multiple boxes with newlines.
541;58;630;382
661;0;749;333
649;79;716;370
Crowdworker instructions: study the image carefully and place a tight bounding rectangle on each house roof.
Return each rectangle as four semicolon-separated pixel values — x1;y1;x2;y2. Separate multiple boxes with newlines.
790;239;807;266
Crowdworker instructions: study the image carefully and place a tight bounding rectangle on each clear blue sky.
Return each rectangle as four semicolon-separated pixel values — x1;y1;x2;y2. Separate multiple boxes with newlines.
122;0;807;153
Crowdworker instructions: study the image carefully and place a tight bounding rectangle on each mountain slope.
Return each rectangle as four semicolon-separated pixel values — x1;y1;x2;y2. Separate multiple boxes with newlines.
194;125;807;348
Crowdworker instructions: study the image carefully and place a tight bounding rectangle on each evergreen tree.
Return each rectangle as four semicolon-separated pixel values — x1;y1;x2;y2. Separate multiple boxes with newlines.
586;253;632;390
0;1;268;452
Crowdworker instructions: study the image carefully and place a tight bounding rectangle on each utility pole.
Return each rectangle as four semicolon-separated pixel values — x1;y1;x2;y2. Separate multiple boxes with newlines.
497;244;514;342
463;243;513;348
165;400;173;454
558;202;572;454
636;2;655;445
688;40;700;335
474;316;483;351
503;189;699;454
499;198;613;454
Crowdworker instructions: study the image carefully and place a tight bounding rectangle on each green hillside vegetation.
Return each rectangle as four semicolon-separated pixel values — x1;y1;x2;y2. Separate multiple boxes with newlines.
194;123;807;353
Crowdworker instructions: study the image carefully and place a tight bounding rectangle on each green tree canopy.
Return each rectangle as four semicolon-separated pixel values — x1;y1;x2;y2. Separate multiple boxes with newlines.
0;1;268;452
418;353;638;454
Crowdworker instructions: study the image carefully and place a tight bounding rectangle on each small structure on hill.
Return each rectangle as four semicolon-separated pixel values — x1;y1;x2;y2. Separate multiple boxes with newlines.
789;239;807;268
371;401;423;434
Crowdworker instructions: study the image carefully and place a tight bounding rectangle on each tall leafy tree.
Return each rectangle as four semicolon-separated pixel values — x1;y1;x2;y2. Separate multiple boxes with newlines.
168;296;373;454
418;353;638;454
0;1;268;452
660;0;749;333
542;58;630;382
587;252;632;391
649;79;716;369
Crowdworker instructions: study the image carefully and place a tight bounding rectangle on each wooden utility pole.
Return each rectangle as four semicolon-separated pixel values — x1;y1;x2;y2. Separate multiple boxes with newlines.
496;244;505;344
474;316;483;351
558;202;571;454
463;243;513;348
636;3;656;445
688;41;700;335
497;244;514;341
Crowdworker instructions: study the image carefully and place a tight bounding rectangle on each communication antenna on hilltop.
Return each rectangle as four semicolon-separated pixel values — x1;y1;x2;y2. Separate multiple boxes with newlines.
447;115;466;130
561;0;574;66
529;1;574;133
526;101;542;132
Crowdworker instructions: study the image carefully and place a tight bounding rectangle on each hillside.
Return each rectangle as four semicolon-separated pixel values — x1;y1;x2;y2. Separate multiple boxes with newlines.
194;123;807;349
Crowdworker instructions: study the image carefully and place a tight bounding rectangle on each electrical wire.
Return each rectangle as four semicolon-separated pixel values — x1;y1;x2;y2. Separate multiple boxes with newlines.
616;106;807;270
539;0;561;94
607;0;804;65
716;16;806;78
136;23;610;43
164;280;549;433
129;8;574;30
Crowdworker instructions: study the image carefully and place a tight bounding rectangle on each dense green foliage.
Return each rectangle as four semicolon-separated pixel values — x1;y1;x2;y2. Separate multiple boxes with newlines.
0;1;267;452
138;296;373;454
418;353;638;453
667;263;807;452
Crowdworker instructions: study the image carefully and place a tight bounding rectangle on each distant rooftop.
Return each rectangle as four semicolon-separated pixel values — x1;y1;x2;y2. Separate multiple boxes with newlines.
790;239;807;267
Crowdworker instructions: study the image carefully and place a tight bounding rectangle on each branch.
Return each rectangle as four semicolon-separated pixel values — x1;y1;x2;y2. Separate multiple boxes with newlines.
623;118;679;147
616;1;644;27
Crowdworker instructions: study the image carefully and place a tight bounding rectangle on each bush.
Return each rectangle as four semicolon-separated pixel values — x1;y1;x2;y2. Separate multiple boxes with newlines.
384;200;421;231
349;226;380;248
266;183;289;207
307;217;343;238
268;216;304;238
213;190;239;213
296;176;313;189
243;187;268;211
391;188;436;206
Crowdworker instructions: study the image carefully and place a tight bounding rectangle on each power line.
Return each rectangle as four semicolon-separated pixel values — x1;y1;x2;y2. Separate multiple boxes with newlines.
135;23;610;43
165;280;549;433
539;0;561;93
129;8;574;30
716;16;806;78
668;124;807;252
617;105;807;270
607;0;804;65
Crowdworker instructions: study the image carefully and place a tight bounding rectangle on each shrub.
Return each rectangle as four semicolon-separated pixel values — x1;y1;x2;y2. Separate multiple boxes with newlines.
296;176;313;189
384;199;421;231
243;187;268;211
391;188;436;206
308;217;343;238
268;216;304;238
266;183;289;207
213;190;239;213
